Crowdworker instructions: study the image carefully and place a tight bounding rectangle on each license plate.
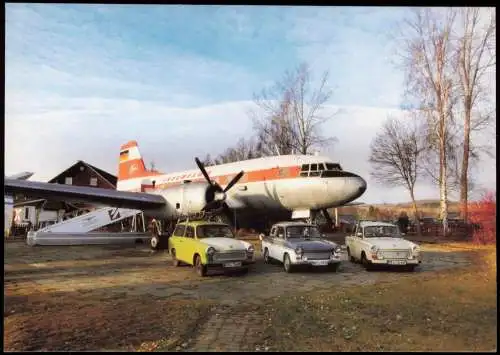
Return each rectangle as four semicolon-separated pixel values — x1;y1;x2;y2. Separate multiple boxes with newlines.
311;260;329;266
388;260;407;265
223;261;242;268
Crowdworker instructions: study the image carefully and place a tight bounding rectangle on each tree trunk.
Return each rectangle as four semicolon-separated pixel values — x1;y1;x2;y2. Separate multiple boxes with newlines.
409;188;422;236
439;145;449;236
460;102;471;222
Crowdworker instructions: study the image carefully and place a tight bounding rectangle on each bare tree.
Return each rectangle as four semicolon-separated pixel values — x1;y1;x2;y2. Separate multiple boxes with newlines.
399;8;458;234
251;62;338;155
369;115;424;235
213;138;261;165
455;7;496;221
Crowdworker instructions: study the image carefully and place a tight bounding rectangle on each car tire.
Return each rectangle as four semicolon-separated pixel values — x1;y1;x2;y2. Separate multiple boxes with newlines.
171;249;180;267
263;248;271;264
194;254;207;277
406;264;417;272
361;252;372;271
328;263;340;272
347;247;356;263
283;253;294;273
150;235;160;250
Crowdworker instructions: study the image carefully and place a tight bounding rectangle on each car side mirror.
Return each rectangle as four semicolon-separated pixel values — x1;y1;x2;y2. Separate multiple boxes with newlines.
258;234;264;241
278;233;284;239
357;232;363;237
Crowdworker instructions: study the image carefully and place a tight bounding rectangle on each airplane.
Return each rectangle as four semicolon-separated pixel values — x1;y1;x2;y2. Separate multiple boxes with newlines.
4;140;367;236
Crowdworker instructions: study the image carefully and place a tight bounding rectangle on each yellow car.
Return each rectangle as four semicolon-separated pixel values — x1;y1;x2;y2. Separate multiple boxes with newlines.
168;220;256;276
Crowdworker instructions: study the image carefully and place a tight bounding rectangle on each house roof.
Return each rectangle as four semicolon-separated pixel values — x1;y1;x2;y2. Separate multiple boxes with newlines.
48;160;117;187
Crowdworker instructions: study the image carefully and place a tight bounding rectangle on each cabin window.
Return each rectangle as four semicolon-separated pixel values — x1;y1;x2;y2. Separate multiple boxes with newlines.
24;208;30;220
300;164;310;177
309;163;320;177
65;177;73;185
90;177;98;186
276;227;285;239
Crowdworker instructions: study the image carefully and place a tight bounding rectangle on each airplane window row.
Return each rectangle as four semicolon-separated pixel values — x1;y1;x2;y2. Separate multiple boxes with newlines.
300;163;342;177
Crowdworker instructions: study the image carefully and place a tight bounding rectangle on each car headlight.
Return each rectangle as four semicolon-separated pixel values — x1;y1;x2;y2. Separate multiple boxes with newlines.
207;247;216;256
370;245;379;252
412;245;420;254
334;246;341;254
295;247;304;256
247;245;255;253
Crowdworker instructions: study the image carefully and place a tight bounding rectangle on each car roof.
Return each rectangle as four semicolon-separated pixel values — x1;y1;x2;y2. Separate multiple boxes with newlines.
176;221;229;227
359;220;397;228
273;221;315;227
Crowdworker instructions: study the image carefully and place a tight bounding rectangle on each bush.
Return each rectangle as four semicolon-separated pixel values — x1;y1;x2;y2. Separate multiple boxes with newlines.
465;191;496;245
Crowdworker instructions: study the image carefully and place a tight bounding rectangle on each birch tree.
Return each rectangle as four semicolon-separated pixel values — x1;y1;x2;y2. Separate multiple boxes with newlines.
399;8;458;234
455;7;496;221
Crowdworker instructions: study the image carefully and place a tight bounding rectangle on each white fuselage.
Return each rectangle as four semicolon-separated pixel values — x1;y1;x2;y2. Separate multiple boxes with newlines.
117;155;367;218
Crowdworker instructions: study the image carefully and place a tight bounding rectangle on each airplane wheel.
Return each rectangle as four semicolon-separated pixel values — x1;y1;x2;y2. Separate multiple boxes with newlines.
150;235;160;250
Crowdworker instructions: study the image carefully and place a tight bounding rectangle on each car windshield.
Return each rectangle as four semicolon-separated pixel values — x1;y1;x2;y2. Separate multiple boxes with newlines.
364;226;401;238
196;225;234;239
286;225;321;239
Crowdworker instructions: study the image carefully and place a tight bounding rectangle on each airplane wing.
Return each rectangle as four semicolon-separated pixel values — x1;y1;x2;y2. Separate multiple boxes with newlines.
4;178;166;211
6;172;34;180
344;202;365;206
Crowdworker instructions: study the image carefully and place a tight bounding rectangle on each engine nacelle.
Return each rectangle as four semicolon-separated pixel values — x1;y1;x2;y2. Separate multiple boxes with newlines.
157;181;215;218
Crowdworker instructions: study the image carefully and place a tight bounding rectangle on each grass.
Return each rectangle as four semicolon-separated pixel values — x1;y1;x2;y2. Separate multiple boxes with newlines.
253;245;497;352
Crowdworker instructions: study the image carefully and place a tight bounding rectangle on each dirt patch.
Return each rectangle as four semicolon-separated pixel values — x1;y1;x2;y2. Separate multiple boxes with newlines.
251;246;497;352
3;241;489;351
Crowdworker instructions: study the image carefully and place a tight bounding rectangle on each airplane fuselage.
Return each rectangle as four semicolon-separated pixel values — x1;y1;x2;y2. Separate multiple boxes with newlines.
116;155;367;220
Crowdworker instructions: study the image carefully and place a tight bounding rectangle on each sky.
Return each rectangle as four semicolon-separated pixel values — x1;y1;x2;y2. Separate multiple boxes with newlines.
5;4;496;204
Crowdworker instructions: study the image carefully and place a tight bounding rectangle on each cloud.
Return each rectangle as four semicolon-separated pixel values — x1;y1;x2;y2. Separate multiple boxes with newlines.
5;5;496;205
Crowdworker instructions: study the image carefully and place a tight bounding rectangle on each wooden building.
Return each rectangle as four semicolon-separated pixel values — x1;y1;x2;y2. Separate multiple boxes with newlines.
11;161;117;233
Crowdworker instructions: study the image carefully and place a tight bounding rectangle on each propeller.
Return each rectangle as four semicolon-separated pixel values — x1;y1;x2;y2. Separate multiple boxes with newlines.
194;157;245;211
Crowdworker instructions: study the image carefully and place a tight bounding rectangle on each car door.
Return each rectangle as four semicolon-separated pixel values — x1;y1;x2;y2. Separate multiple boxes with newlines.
272;226;286;261
171;224;187;263
351;224;361;259
266;226;277;258
182;225;197;264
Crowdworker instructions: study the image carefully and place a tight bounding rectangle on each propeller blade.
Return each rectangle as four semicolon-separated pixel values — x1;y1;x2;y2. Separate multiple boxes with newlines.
223;171;244;193
195;157;213;186
202;200;222;212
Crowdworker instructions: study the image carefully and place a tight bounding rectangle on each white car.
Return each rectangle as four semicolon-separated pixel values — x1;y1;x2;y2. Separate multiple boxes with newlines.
345;220;422;271
259;221;342;273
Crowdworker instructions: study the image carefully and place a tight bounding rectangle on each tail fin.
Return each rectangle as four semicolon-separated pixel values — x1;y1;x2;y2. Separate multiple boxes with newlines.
118;141;148;181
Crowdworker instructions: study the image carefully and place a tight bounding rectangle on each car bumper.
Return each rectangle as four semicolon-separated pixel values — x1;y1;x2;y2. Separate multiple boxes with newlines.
207;259;255;270
293;258;341;267
369;259;421;265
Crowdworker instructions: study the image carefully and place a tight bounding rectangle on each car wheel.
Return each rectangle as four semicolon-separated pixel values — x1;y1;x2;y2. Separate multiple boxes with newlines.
361;252;372;271
194;254;207;277
328;263;340;272
150;235;159;250
283;253;294;273
347;247;356;263
263;248;271;264
171;249;180;267
406;264;417;272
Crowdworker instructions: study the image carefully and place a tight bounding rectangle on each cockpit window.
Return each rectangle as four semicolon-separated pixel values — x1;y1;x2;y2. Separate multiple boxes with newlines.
300;164;309;177
318;164;325;171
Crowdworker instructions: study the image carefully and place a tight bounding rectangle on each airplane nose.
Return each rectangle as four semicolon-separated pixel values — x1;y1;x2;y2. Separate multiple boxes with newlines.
357;177;367;196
